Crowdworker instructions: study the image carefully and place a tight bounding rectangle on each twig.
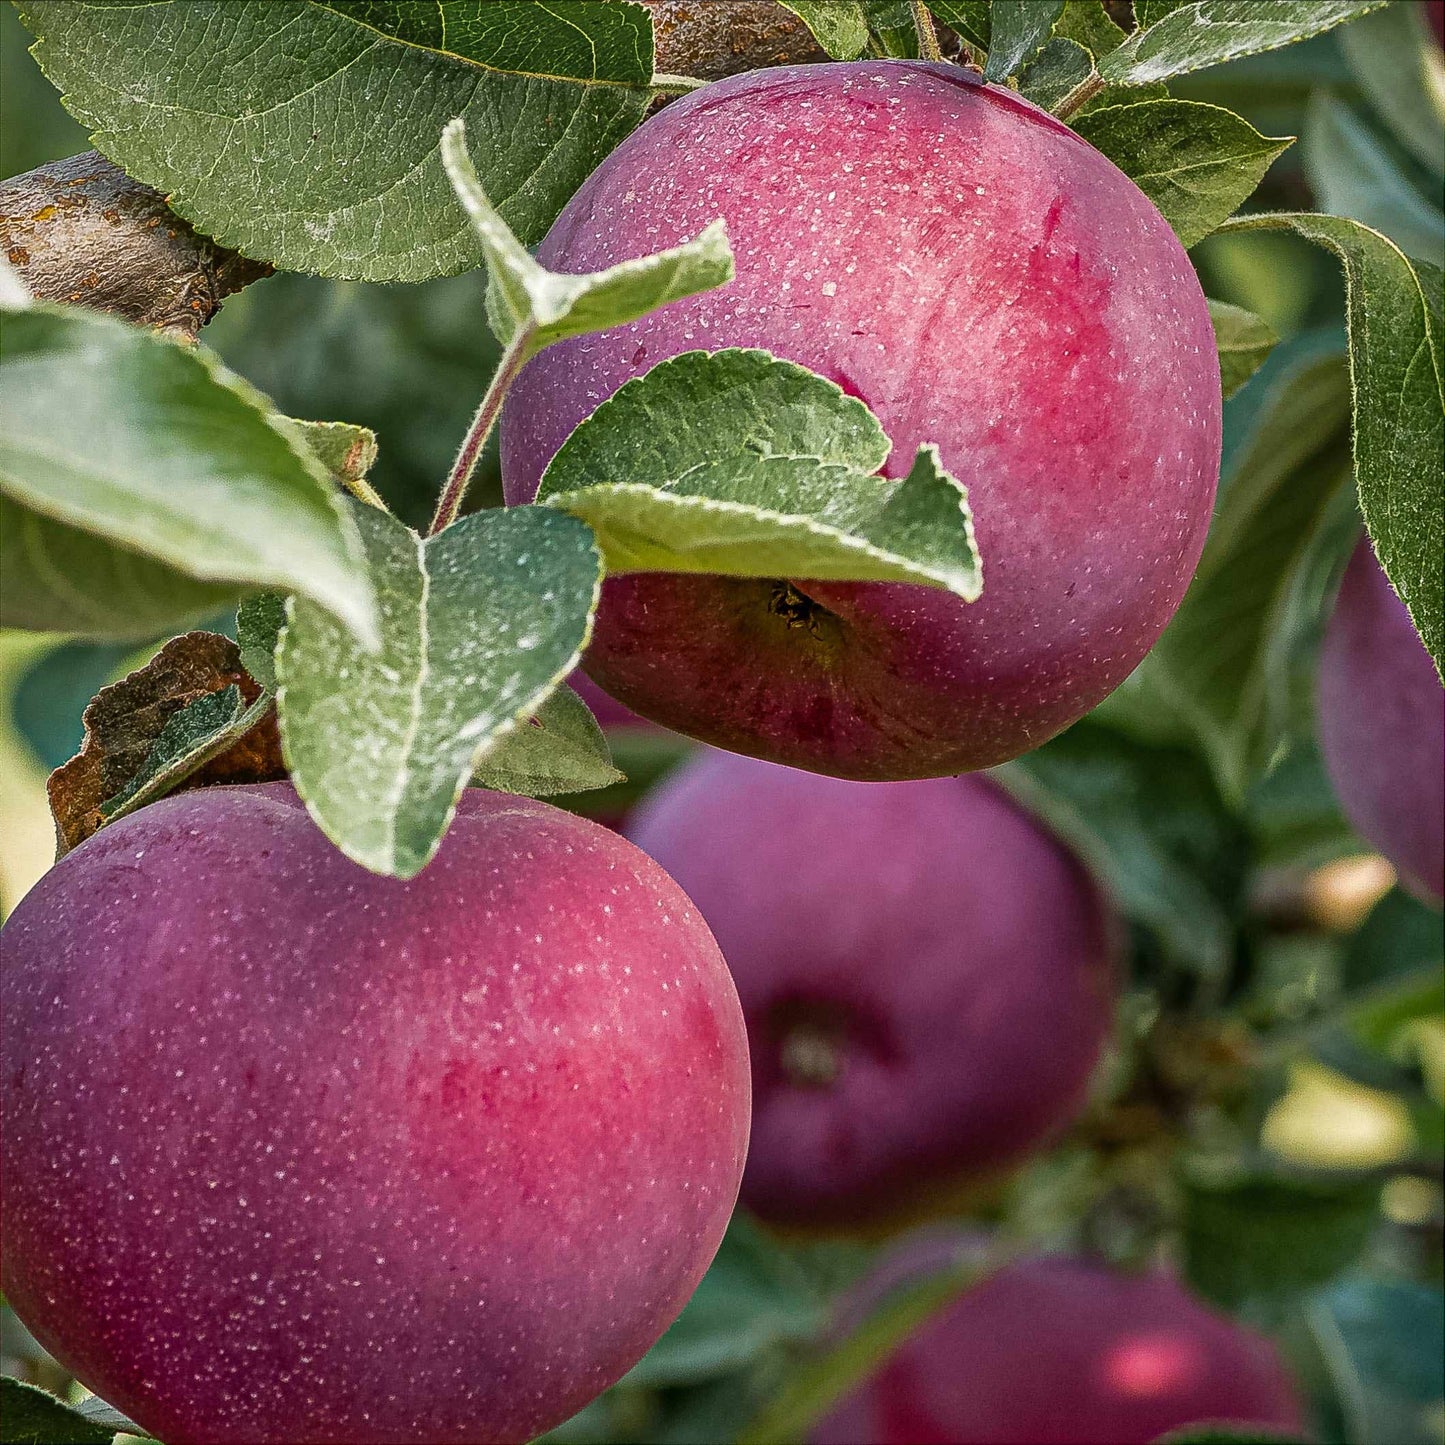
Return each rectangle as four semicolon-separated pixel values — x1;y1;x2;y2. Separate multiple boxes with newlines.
1052;70;1106;121
428;327;534;536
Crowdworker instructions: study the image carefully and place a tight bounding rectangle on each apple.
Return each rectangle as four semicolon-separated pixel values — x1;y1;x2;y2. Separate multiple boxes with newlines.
625;751;1117;1228
501;61;1221;780
1317;538;1444;904
814;1241;1306;1444
0;783;750;1444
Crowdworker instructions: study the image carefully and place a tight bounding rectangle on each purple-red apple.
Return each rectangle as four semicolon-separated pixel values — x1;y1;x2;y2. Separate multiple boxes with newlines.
625;751;1117;1228
1317;538;1444;904
502;61;1221;780
814;1242;1306;1444
1;783;750;1444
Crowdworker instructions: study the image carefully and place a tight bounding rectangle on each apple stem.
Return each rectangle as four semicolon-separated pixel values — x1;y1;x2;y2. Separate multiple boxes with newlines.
909;0;945;63
651;72;708;95
429;326;535;536
1051;70;1106;121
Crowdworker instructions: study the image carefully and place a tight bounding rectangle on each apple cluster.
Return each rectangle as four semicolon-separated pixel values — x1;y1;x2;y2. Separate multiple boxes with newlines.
13;48;1437;1445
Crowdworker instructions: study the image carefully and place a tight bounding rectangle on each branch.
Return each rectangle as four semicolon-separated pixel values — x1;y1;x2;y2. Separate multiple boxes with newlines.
0;151;271;339
643;0;825;81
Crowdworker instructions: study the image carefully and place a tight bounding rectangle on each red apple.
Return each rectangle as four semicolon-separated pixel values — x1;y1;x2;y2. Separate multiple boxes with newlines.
814;1242;1306;1444
625;751;1117;1228
1317;538;1444;903
0;783;750;1444
502;61;1221;780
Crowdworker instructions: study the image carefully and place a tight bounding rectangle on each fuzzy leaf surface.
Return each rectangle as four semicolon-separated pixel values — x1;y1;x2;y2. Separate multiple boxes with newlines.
440;118;733;358
15;0;655;281
1220;213;1445;674
1073;100;1292;249
277;502;601;877
1210;299;1279;398
538;350;982;599
984;0;1063;81
1100;0;1386;86
470;683;622;798
0;305;375;643
777;1;871;59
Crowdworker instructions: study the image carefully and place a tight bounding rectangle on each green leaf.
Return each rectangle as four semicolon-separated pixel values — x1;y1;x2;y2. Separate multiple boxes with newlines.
1210;299;1279;398
538;350;982;600
439;118;733;362
624;1216;831;1389
984;0;1063;81
281;418;380;497
1134;0;1191;25
1183;1175;1381;1309
0;1378;117;1445
1312;1280;1445;1445
1159;1431;1310;1445
923;2;989;51
738;1248;998;1445
15;0;655;282
277;501;601;877
777;1;871;60
1072;100;1292;250
995;718;1249;978
1218;212;1444;675
859;0;921;57
97;685;274;826
1303;94;1445;266
236;592;287;695
1018;37;1095;110
1341;888;1445;994
74;1397;150;1440
1139;338;1355;799
470;684;623;799
0;305;376;645
1336;1;1445;179
1100;0;1387;86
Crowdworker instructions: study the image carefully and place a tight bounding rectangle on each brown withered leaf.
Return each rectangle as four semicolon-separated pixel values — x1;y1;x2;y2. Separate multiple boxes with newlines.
48;630;286;855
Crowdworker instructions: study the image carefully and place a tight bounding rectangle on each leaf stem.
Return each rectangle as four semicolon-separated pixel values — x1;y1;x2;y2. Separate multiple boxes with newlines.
1052;69;1105;120
428;326;535;536
650;72;707;95
909;0;944;62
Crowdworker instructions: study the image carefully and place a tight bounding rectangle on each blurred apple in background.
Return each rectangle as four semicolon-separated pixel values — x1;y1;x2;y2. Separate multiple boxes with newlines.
627;751;1118;1229
1316;537;1444;905
814;1239;1306;1444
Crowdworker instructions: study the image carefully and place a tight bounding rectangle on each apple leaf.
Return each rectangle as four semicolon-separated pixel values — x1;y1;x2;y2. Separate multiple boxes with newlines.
1158;1433;1310;1445
1133;0;1190;26
236;592;288;695
1072;100;1292;250
996;719;1250;979
47;632;284;856
776;1;871;60
923;2;989;51
1209;299;1278;399
537;349;982;601
1336;2;1445;180
439;119;734;362
0;1378;120;1445
279;419;380;499
984;0;1064;82
470;683;623;799
277;501;602;877
1302;95;1445;266
1099;0;1387;86
1139;337;1356;800
1018;37;1095;110
858;1;924;57
1219;213;1445;675
0;304;376;645
15;0;655;282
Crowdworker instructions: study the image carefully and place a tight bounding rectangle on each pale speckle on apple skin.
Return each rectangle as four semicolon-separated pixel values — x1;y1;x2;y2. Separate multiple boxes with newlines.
1;782;750;1445
500;61;1222;780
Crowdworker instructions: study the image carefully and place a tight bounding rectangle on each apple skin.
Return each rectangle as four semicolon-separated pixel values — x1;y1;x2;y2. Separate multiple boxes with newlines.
625;751;1117;1229
0;783;750;1445
814;1241;1306;1445
502;60;1221;780
1317;538;1444;904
